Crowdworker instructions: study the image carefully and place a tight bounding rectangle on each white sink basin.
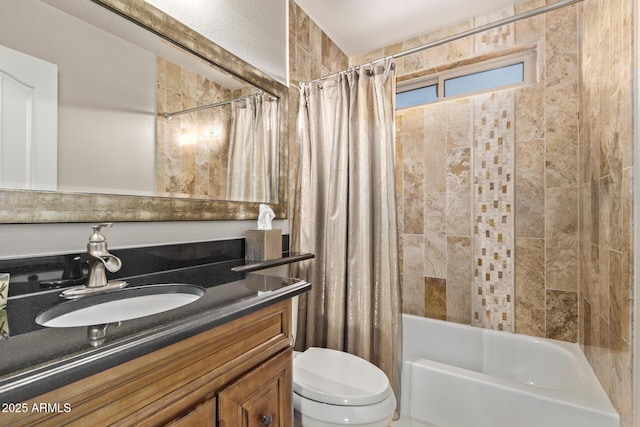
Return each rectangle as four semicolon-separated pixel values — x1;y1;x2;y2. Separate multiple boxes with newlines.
36;284;205;328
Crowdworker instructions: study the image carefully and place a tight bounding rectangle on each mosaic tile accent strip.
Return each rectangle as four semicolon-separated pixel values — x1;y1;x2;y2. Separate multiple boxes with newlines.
474;10;515;54
472;92;515;332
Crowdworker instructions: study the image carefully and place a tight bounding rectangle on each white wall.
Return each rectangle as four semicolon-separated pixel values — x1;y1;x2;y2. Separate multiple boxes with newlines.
145;0;288;85
0;220;289;259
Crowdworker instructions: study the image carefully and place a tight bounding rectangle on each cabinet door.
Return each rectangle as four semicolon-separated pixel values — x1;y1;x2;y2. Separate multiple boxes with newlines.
167;398;216;427
218;347;293;427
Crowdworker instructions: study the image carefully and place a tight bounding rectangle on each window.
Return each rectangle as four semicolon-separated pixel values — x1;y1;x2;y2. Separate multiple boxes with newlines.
444;62;524;97
396;51;535;109
396;84;437;109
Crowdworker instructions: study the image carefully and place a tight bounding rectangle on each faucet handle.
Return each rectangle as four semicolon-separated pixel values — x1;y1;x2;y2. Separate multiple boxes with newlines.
89;223;113;242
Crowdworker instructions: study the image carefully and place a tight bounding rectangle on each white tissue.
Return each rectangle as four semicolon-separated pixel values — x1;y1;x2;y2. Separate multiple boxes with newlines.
257;204;275;230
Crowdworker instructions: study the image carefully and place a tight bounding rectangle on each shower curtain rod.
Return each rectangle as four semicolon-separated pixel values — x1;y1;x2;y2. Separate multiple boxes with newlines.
164;91;274;119
306;0;584;85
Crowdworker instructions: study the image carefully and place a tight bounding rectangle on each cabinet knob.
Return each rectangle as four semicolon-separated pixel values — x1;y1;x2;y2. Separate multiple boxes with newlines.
261;415;273;426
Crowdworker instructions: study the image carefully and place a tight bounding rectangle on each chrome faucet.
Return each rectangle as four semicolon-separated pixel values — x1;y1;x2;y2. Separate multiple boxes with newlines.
86;223;122;288
61;223;127;298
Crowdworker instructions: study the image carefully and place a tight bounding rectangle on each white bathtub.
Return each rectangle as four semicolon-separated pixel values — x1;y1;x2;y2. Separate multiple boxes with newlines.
394;314;619;427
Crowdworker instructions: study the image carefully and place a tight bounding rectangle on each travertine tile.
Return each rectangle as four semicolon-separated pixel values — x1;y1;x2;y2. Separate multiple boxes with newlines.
546;230;578;292
446;236;471;324
294;45;311;83
515;139;545;238
446;21;474;62
403;108;426;235
424;193;447;235
294;3;309;53
309;20;323;80
585;243;601;314
597;244;612;324
621;168;632;339
403;235;426;315
546;187;578;292
515;238;545;337
545;6;579;87
582;297;592;348
514;85;545;141
424;233;447;280
609;249;626;350
424;104;447;193
599;175;614;249
588;315;613;397
424;193;447;279
515;0;545;43
446;98;473;148
545;84;579;188
546;290;578;342
580;181;592;248
165;60;181;93
590;174;601;246
446;147;471;237
180;68;197;107
546;187;578;234
321;32;348;72
611;347;633;427
425;277;447;320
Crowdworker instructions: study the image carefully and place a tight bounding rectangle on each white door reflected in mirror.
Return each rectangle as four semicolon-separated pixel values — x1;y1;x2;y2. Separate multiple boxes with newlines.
0;45;57;191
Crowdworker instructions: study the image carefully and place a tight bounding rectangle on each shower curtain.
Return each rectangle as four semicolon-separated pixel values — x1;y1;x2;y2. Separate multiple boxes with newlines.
292;59;402;409
226;94;278;202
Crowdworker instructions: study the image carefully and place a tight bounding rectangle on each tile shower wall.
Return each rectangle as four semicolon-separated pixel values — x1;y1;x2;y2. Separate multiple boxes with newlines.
156;57;232;198
353;0;580;340
579;0;634;425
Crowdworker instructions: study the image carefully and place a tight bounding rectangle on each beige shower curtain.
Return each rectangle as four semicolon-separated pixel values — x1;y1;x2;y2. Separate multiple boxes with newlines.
292;59;402;408
226;94;278;202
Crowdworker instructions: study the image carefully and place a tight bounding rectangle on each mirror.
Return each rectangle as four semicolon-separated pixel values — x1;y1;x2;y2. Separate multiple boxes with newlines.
0;0;288;222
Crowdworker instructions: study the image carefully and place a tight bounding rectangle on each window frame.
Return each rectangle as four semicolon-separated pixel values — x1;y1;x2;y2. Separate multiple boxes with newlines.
396;81;438;109
396;50;537;108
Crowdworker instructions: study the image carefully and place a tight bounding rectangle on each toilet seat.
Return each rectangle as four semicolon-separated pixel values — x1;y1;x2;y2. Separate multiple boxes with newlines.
294;389;397;426
293;347;391;406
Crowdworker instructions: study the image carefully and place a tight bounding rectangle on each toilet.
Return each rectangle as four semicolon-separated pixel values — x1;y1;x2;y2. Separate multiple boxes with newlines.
290;298;397;426
293;347;397;426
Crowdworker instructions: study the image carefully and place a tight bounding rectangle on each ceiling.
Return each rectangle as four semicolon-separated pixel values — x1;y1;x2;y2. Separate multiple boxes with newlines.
295;0;528;57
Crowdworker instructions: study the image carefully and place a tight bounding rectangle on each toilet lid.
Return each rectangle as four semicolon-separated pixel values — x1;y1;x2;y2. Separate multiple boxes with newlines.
293;347;391;406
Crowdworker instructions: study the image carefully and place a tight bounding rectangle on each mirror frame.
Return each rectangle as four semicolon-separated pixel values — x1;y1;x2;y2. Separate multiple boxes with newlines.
0;0;288;223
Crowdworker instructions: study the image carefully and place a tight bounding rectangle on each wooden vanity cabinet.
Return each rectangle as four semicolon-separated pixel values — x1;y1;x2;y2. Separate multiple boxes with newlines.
166;398;217;427
218;346;292;427
3;299;293;427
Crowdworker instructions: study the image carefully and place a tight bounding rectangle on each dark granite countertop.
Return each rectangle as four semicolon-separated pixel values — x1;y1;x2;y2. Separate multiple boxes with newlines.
0;236;313;405
0;272;309;404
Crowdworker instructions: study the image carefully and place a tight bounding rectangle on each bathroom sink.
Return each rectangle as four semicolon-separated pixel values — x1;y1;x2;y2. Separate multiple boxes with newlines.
35;284;205;328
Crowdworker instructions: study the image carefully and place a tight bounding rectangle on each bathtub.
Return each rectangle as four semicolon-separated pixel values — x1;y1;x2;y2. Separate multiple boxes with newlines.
394;314;619;427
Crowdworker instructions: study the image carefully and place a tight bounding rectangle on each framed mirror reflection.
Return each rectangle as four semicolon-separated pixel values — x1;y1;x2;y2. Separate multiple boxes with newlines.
0;0;288;222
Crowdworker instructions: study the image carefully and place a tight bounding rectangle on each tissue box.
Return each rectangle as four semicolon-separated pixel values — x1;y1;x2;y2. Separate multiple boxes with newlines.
246;229;281;261
0;274;8;309
0;309;8;340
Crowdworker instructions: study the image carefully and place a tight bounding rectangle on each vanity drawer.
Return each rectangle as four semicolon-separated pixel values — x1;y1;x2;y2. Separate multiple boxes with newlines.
4;299;292;427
